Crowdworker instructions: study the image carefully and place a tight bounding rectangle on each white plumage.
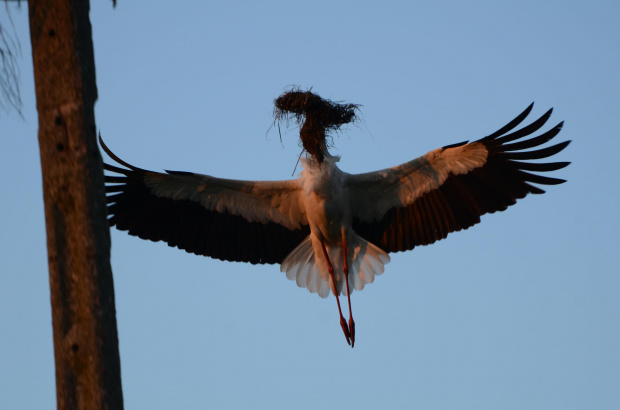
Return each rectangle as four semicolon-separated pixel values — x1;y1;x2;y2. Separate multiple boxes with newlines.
282;154;391;298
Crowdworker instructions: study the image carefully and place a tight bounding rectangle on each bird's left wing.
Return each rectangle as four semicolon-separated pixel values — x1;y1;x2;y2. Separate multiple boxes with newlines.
101;138;309;264
347;103;570;253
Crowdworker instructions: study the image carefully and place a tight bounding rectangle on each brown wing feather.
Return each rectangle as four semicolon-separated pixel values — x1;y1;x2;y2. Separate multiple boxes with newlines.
353;105;570;253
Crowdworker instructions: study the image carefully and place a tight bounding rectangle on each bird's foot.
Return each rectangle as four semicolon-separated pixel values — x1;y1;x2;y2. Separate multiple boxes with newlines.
349;317;356;348
340;316;351;346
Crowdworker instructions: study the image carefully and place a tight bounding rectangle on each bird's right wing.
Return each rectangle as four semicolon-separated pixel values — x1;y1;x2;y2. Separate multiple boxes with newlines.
101;138;309;265
346;103;570;253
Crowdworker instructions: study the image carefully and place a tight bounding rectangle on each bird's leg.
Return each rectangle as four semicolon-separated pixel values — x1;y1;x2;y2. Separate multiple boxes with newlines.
321;240;351;346
342;234;355;348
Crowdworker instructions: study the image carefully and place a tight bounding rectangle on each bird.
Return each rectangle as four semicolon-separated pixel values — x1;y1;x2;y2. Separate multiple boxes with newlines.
101;90;570;347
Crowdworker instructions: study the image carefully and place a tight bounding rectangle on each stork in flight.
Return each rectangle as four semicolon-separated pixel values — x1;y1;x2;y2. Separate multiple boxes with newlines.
102;91;570;347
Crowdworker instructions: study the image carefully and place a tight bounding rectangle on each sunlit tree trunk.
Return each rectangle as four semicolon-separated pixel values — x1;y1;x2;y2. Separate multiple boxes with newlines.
28;0;124;408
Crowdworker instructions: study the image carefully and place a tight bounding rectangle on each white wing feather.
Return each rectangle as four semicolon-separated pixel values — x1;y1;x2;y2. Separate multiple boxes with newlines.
143;172;307;230
346;142;489;223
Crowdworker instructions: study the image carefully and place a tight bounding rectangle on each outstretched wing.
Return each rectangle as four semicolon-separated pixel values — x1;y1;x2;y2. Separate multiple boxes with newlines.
101;138;309;264
348;103;570;253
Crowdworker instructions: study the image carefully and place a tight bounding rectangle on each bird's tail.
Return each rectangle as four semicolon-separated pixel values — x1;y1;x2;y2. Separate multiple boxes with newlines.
280;233;390;298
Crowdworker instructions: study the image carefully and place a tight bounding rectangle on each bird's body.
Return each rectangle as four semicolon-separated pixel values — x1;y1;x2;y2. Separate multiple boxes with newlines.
102;93;570;347
282;153;390;299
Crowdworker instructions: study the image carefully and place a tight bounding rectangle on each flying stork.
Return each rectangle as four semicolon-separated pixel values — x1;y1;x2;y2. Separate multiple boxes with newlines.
102;91;570;347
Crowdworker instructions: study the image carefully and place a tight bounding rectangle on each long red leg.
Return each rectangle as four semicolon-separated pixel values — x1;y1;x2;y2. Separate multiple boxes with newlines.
321;241;351;346
342;234;355;348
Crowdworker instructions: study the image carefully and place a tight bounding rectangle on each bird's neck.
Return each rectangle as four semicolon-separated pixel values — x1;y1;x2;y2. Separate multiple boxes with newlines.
303;146;340;171
300;151;344;196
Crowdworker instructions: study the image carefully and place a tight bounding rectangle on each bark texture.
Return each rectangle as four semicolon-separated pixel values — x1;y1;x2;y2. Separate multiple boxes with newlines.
28;0;124;408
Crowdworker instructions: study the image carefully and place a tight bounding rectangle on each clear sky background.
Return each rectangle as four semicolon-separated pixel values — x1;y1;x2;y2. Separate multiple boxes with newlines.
2;1;619;409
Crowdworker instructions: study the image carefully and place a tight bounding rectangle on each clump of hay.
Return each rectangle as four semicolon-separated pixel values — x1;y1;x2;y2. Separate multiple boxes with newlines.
274;88;359;163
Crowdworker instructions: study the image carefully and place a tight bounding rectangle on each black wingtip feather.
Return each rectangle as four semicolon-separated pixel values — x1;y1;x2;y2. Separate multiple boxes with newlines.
104;162;134;175
492;108;553;146
500;121;563;152
517;170;567;185
504;140;571;161
99;135;146;172
442;140;469;150
507;160;570;172
482;102;534;140
165;170;194;176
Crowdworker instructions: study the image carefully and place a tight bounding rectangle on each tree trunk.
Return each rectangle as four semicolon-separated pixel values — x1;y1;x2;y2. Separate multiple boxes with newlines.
28;1;124;408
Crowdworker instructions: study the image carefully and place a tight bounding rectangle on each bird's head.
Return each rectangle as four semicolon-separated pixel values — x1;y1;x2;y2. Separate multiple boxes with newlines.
274;89;359;164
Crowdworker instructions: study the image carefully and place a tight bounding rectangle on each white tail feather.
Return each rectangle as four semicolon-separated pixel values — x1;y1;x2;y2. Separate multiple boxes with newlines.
280;233;390;298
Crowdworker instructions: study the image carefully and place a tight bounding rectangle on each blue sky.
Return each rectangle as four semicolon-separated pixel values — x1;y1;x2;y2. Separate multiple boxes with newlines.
1;1;619;409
